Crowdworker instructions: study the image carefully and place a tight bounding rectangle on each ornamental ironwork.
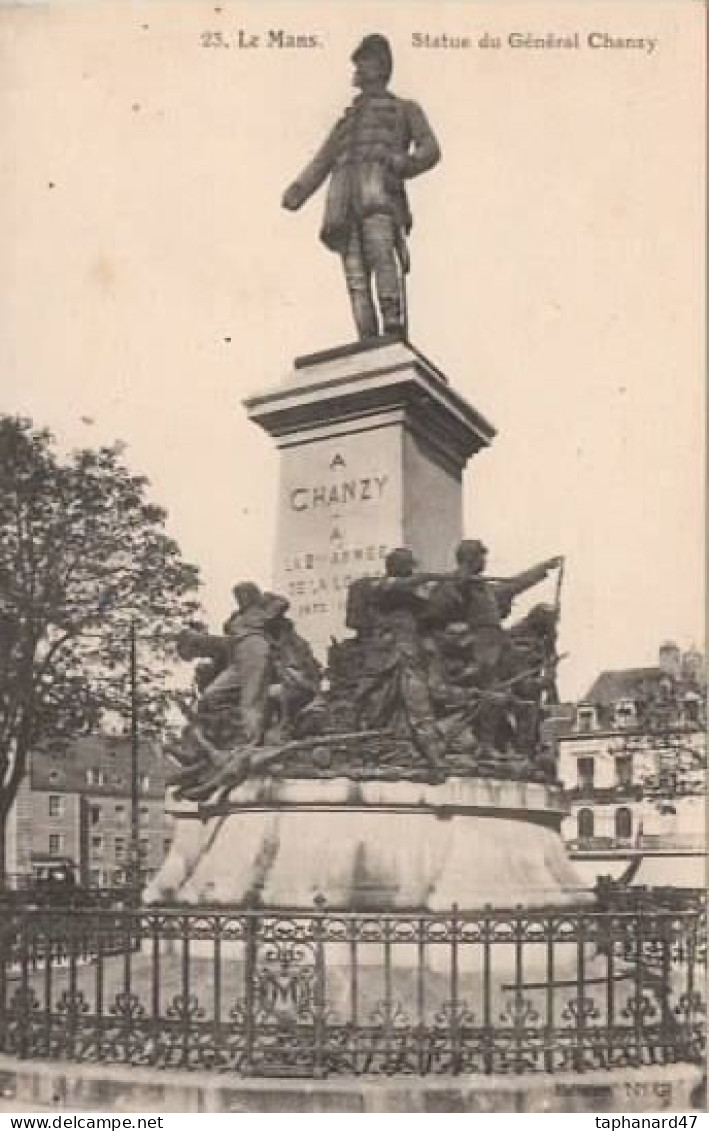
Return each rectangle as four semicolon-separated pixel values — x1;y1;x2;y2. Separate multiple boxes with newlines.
0;895;704;1078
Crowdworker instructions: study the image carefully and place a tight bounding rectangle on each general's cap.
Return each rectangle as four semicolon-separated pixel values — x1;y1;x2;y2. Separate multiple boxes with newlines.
351;34;393;78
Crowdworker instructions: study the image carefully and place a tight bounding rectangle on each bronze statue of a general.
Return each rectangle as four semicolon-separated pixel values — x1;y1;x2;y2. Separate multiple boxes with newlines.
282;34;441;340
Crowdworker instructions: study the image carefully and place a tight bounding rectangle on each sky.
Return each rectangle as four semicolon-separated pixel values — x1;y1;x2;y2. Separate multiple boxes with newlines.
0;0;704;700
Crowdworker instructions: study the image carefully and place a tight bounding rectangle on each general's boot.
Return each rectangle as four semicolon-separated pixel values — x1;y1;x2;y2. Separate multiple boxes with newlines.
380;297;403;336
349;291;379;340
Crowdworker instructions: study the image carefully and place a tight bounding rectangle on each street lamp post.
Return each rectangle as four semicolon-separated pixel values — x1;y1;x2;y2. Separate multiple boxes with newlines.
129;618;141;895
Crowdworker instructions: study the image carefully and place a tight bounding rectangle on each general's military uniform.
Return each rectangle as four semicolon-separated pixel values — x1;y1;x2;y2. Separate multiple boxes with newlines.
283;36;441;339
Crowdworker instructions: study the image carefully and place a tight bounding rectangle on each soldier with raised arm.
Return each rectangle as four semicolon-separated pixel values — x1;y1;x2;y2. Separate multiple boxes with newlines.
282;34;441;340
429;540;562;675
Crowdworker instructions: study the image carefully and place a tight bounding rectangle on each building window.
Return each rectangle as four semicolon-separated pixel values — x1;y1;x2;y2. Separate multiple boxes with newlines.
115;804;126;821
140;774;150;792
89;869;100;888
91;835;103;851
613;700;636;728
615;807;633;841
139;837;149;858
577;809;594;839
140;805;150;822
48;795;63;818
48;770;62;784
48;833;63;856
576;706;597;733
114;837;126;859
90;804;101;826
577;757;595;791
86;768;105;787
615;755;633;788
163;838;172;856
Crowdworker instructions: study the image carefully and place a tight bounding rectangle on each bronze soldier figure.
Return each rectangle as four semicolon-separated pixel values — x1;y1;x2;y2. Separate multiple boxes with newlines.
282;34;441;340
429;539;562;676
352;548;446;766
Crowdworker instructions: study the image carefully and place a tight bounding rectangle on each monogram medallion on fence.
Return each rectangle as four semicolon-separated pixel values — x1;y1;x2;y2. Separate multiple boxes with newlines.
254;941;319;1024
246;936;328;1076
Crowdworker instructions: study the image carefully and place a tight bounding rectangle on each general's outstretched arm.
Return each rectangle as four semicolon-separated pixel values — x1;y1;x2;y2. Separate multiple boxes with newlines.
282;126;338;210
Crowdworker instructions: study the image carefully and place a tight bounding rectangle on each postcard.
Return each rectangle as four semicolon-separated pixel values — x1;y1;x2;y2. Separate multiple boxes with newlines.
0;0;704;1116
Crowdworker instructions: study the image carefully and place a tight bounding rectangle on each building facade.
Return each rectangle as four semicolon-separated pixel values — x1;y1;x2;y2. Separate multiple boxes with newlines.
555;642;705;886
5;735;174;888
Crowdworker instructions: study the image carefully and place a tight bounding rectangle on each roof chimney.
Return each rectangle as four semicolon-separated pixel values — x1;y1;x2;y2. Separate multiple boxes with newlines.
681;646;704;686
659;641;681;680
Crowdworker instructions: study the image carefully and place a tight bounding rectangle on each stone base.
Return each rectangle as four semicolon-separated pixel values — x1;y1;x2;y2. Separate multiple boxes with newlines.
244;337;495;657
145;776;588;909
0;1056;703;1113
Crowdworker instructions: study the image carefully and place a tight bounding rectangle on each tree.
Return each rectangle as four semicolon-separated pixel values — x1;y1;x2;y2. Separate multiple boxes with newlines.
0;416;202;879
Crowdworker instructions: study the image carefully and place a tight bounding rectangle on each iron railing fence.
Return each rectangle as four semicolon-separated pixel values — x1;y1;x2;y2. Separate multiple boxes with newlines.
0;895;705;1078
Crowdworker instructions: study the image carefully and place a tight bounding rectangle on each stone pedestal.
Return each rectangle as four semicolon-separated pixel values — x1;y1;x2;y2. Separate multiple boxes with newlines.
244;337;495;656
145;776;586;910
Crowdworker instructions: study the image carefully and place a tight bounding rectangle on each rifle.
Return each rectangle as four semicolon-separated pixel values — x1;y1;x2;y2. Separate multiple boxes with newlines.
441;656;567;751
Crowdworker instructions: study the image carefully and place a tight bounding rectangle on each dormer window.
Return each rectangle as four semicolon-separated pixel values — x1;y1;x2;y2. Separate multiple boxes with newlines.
613;699;636;728
576;706;597;733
